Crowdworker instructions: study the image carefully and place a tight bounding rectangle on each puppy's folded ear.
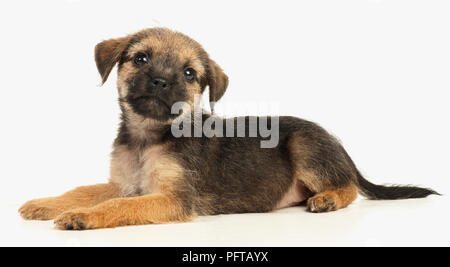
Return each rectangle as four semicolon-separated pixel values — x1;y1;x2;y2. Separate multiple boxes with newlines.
95;37;129;84
207;59;229;111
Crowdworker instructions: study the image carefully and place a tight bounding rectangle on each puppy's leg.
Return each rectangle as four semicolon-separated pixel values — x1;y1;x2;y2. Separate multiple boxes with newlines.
306;183;358;212
288;129;359;213
54;150;196;230
19;183;120;220
54;193;194;230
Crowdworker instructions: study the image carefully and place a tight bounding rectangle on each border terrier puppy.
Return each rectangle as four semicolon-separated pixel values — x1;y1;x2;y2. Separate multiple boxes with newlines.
19;28;438;230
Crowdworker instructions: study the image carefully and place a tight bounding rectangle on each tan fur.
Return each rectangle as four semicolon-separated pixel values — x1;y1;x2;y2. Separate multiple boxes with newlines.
139;146;185;194
21;141;192;229
110;143;183;194
19;183;120;220
116;64;199;140
19;29;211;229
109;145;141;196
54;193;194;230
23;27;369;230
95;36;131;83
116;62;139;98
288;133;327;192
117;67;169;141
307;183;358;212
19;27;435;230
288;131;359;212
126;35;206;77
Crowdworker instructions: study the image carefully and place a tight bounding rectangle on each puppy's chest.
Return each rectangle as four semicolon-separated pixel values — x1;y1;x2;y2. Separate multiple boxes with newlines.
109;145;166;196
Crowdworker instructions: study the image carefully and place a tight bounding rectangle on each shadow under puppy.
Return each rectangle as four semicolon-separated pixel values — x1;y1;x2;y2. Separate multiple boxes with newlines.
19;28;439;230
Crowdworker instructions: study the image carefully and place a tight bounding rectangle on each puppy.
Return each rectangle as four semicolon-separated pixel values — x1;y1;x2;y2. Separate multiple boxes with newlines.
19;28;438;230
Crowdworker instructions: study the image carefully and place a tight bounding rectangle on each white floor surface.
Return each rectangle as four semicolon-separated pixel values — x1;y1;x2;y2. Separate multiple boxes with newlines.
1;195;448;247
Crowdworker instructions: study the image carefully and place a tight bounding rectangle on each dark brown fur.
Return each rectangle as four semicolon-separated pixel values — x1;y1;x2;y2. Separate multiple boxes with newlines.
19;28;438;230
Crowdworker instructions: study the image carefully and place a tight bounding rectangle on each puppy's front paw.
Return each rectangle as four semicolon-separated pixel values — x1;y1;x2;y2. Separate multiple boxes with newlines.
307;193;338;213
54;210;96;230
19;198;61;220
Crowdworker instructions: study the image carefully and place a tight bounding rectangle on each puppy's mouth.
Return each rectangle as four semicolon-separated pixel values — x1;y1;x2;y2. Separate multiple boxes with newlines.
133;95;170;110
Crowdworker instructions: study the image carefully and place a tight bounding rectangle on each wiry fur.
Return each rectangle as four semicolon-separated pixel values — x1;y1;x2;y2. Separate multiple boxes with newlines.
19;28;439;230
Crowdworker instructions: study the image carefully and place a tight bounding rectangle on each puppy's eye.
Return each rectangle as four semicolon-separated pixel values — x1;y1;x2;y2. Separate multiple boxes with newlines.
184;68;196;82
133;53;148;66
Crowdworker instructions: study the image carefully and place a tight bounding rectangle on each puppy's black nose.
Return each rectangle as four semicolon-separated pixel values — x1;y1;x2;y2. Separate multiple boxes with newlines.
151;77;170;90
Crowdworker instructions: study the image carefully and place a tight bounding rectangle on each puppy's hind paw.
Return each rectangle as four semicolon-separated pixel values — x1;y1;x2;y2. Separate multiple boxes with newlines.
306;193;338;213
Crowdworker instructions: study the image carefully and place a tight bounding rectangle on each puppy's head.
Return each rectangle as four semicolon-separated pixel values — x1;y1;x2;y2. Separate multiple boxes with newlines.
95;28;228;122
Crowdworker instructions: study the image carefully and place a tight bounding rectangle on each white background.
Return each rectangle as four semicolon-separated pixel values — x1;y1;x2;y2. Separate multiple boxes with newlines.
0;0;449;246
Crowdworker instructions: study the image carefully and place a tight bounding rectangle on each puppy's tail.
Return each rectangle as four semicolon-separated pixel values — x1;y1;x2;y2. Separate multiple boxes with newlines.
340;146;440;199
356;170;440;200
